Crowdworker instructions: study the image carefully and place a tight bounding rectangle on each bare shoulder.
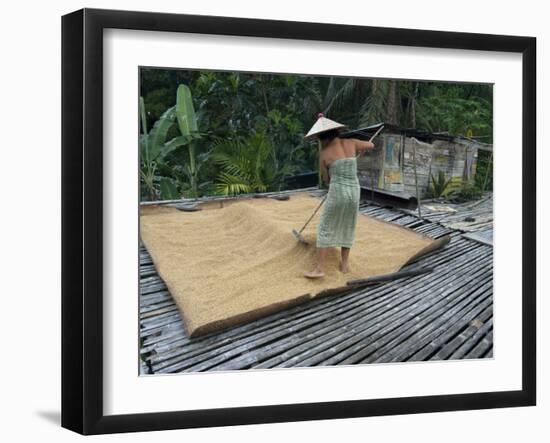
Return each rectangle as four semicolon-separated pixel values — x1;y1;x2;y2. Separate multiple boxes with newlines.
342;138;359;154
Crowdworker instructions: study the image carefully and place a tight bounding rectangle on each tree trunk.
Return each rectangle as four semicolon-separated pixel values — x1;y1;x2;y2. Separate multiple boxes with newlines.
411;82;419;128
386;80;398;125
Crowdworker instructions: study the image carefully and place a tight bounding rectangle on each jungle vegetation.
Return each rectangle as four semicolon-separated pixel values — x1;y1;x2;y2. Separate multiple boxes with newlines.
139;68;493;201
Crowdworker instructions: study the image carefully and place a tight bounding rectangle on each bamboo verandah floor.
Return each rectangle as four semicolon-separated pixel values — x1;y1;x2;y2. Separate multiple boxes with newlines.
139;194;493;374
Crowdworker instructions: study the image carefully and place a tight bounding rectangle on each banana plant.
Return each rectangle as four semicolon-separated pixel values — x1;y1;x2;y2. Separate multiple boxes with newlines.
139;96;193;201
175;84;202;198
139;96;156;201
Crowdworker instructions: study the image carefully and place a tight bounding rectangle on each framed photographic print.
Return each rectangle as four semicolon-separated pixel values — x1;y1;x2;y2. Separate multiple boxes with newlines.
61;8;536;435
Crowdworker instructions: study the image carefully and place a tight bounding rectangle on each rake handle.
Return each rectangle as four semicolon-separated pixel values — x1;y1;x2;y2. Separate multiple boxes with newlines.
368;125;384;142
355;125;384;161
298;194;328;234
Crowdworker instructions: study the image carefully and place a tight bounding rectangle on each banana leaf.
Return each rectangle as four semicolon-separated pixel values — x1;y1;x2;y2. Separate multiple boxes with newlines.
138;134;148;163
176;84;198;137
139;97;150;160
159;177;179;200
162;135;193;158
148;106;176;161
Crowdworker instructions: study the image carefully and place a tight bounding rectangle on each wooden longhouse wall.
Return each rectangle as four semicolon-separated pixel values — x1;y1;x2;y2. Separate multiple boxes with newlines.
356;136;385;191
357;131;481;198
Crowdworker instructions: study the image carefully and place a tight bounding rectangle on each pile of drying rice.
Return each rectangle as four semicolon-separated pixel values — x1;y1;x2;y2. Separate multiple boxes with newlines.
140;192;442;336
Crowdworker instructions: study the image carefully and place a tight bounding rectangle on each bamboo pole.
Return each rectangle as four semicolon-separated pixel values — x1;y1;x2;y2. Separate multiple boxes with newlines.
482;151;493;192
346;267;433;287
412;138;422;218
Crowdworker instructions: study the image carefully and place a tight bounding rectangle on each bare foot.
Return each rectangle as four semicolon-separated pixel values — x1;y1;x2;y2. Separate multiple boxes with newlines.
339;262;350;274
304;268;325;279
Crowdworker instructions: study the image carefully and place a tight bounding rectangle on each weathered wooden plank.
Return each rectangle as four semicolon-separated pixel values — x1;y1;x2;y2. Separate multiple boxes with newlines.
139;291;173;307
140;312;184;334
155;285;386;372
313;260;492;367
449;319;494;360
392;216;421;225
140;282;167;296
372;290;493;363
462;230;494;246
319;274;492;367
140;304;179;320
149;289;363;368
410;306;493;361
347;267;433;288
140;299;175;314
140;324;187;353
140;359;150;375
464;331;493;359
140;264;157;278
146;275;386;356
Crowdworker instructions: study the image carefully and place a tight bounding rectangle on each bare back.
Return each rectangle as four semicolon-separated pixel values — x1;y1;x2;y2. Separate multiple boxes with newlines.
318;137;373;184
320;138;359;167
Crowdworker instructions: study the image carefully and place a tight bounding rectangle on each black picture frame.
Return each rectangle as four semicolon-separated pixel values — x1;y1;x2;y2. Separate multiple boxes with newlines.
61;8;536;435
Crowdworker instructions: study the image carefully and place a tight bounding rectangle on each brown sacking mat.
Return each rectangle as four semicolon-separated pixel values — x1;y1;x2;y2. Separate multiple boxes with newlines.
140;192;448;337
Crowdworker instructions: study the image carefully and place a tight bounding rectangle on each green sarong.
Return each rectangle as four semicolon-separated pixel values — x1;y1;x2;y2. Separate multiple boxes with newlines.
316;157;360;248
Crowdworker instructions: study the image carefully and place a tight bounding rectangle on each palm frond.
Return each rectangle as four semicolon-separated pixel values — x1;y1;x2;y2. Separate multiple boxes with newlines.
215;171;252;195
323;78;357;115
211;132;278;195
358;80;388;127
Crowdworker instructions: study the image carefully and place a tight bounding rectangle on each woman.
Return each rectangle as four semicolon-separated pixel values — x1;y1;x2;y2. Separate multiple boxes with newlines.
304;116;374;279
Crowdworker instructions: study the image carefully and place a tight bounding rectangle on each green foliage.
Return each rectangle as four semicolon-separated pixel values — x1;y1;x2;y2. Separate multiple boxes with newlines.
212;132;278;195
141;88;172;124
449;182;484;203
159;177;180;200
416;84;492;140
139;69;493;201
426;171;453;198
175;84;203;198
139;100;178;201
140;68;196;124
139;85;202;201
176;84;198;135
425;172;485;203
475;150;493;191
418;96;491;137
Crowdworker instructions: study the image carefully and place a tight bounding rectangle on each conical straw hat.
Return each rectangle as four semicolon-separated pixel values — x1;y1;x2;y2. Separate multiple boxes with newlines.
304;113;347;139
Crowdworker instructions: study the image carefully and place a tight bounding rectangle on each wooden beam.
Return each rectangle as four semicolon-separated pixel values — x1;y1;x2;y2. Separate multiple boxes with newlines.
346;267;433;287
